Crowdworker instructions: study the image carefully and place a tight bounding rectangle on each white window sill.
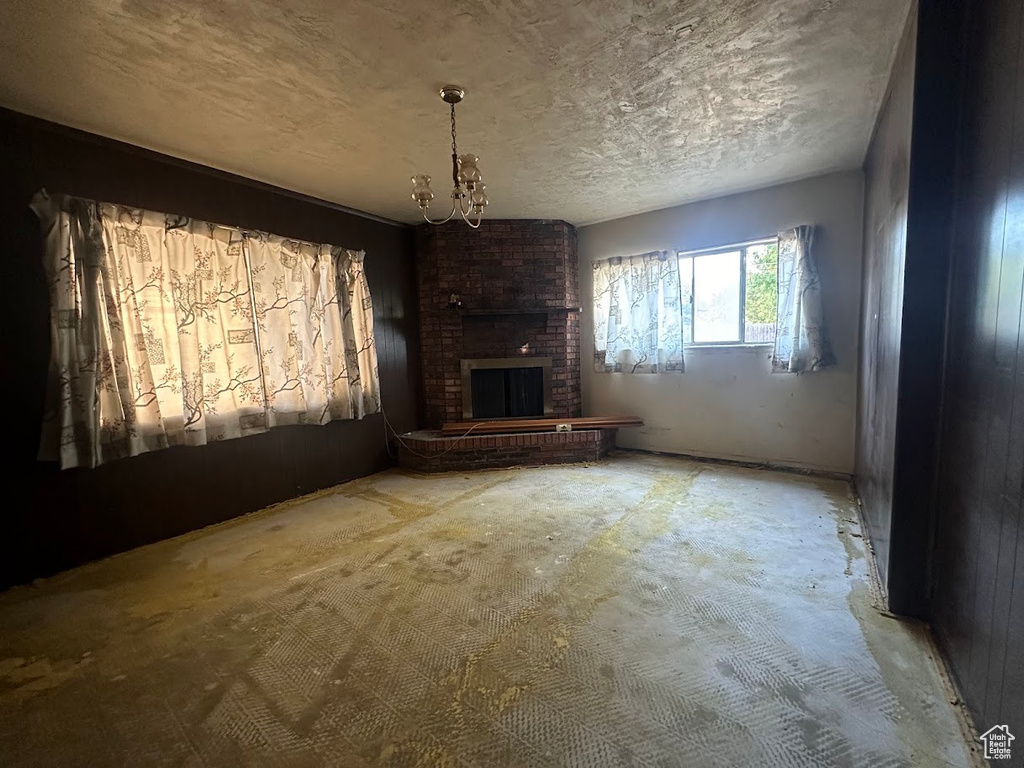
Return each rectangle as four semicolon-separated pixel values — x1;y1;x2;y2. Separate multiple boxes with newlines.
686;343;774;351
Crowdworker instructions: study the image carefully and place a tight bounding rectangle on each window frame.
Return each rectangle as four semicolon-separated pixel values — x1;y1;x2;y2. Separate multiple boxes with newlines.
677;237;779;347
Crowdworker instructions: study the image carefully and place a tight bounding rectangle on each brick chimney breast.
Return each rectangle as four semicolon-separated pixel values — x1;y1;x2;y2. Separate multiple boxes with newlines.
416;220;581;428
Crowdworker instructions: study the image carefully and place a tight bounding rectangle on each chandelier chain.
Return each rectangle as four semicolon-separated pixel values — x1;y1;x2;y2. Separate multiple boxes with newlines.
450;103;458;158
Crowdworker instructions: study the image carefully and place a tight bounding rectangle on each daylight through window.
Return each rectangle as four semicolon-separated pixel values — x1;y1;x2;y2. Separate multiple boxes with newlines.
678;239;779;345
32;190;382;470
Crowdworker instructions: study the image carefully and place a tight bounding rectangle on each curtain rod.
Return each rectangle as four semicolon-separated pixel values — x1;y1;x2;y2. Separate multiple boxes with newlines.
195;220;345;251
52;189;356;253
677;236;778;256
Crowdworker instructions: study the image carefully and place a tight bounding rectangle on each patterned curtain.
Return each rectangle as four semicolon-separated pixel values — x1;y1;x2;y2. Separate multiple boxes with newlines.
593;251;685;373
772;226;835;373
31;190;380;469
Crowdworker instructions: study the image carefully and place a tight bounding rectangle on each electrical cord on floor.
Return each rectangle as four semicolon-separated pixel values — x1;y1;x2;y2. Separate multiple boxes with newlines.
379;404;484;460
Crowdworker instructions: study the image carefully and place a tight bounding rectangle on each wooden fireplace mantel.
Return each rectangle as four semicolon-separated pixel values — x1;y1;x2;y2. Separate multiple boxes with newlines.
439;415;643;436
458;306;582;316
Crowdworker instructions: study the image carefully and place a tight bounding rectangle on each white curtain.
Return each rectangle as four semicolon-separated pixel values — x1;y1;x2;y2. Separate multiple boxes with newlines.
31;190;380;469
772;225;835;373
593;251;685;373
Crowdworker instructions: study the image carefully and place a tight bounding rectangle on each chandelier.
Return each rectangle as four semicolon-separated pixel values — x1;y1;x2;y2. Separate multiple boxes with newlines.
411;86;488;228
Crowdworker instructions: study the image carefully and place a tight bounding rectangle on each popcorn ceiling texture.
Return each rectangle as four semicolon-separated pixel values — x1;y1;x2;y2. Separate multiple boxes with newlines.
0;0;912;224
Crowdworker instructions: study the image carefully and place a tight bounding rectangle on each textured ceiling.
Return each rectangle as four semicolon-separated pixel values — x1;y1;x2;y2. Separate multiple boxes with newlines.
0;0;911;225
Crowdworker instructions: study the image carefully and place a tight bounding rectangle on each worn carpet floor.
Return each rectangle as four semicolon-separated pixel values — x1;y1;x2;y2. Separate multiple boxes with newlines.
0;453;974;766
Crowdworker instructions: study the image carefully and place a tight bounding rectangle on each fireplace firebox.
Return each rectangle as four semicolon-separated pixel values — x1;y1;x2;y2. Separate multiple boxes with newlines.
461;357;553;420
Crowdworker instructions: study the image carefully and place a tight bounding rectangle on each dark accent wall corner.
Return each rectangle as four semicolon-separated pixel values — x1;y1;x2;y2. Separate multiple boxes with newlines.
856;5;916;605
857;0;965;618
889;0;965;619
929;0;1024;742
857;0;1023;741
0;109;422;590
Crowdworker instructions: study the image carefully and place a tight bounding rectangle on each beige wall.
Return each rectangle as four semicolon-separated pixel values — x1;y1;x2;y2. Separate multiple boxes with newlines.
579;170;864;473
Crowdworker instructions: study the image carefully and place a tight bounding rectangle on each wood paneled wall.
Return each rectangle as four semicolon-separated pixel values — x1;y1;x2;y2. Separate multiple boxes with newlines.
858;0;964;618
856;7;916;600
0;110;421;590
930;0;1024;739
859;0;1023;736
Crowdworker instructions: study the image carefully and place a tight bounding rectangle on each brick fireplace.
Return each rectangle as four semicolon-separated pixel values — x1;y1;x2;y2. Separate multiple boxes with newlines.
416;220;582;428
401;220;609;472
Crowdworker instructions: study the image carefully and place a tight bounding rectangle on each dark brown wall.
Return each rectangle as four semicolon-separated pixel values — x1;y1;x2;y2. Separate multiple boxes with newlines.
0;110;421;590
930;0;1024;739
856;9;916;597
858;0;1022;735
858;0;964;618
888;0;964;620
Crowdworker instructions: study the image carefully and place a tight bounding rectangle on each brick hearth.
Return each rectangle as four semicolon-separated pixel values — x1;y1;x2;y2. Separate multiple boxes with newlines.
398;429;616;473
416;220;581;428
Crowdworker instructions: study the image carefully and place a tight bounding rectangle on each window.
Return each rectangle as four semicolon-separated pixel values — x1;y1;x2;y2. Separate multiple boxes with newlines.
31;190;381;469
678;239;779;345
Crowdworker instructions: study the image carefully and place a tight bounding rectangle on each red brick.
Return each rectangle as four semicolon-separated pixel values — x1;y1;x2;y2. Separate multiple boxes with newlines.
415;220;580;428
